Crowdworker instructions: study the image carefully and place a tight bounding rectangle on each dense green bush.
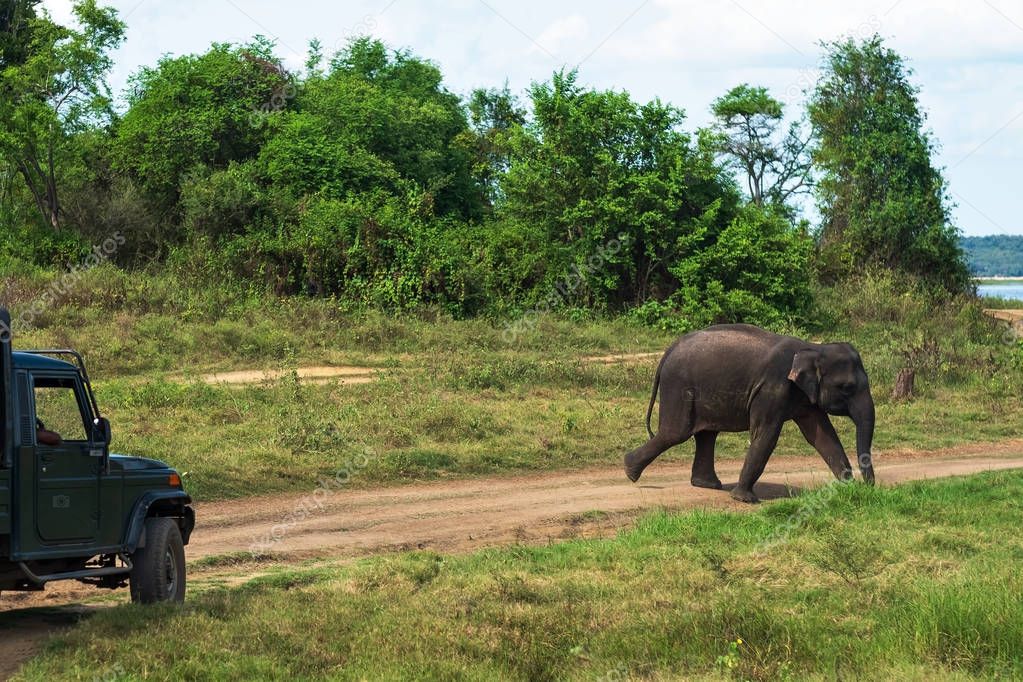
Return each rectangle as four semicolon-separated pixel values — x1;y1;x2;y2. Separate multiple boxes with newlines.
669;203;815;328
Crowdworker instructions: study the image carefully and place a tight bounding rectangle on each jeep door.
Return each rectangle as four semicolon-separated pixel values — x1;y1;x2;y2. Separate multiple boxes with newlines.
31;373;100;543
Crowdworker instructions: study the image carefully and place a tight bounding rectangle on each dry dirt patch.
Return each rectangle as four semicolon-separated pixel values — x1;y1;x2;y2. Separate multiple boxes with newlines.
984;309;1023;325
185;447;1023;561
185;350;665;388
581;351;662;365
201;365;377;386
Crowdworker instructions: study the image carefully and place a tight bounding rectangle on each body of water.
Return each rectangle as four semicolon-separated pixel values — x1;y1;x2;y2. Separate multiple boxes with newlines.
978;282;1023;301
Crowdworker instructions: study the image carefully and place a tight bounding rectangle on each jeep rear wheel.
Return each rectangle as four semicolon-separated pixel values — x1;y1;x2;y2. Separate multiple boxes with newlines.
130;517;186;604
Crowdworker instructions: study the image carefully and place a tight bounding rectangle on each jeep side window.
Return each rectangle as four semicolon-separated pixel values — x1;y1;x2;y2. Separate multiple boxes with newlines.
33;377;89;444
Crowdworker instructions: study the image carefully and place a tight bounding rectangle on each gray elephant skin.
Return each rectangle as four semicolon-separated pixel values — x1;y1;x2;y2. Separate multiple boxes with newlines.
624;324;875;502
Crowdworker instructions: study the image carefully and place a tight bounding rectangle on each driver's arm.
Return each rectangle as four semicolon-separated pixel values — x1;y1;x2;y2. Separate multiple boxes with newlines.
36;418;63;447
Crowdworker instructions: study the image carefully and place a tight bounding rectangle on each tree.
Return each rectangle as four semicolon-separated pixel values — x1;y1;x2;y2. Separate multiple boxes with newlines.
670;203;814;327
115;38;287;215
253;38;481;221
809;35;970;293
462;84;525;207
0;0;39;68
499;70;741;308
0;0;124;229
318;38;480;219
710;84;811;209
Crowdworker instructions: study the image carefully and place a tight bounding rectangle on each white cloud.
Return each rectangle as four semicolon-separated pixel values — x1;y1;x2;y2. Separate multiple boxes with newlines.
41;0;75;26
531;14;589;56
599;0;1023;67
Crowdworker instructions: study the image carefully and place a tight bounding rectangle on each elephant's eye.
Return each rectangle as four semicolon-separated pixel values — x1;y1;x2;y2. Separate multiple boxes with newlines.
839;382;856;395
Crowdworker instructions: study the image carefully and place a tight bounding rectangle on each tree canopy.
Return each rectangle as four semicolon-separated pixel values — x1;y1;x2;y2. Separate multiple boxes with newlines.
0;6;976;325
0;0;123;229
809;35;970;293
709;84;811;210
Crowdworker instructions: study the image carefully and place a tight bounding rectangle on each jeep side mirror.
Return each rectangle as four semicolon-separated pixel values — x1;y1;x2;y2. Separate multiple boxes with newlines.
94;417;112;446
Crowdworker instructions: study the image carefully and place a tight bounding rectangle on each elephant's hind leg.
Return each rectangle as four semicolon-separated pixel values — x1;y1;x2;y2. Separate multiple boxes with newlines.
691;431;722;489
624;392;694;482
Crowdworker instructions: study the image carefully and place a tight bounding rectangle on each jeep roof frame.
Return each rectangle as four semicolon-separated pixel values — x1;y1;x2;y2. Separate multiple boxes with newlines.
20;348;103;419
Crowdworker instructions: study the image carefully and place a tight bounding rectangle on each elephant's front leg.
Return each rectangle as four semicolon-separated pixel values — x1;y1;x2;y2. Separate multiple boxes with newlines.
730;421;783;503
691;431;722;489
794;410;853;481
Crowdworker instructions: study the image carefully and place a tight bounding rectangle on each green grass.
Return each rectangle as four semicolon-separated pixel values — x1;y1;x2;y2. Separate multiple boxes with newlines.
1;266;1021;501
16;470;1023;680
980;296;1023;309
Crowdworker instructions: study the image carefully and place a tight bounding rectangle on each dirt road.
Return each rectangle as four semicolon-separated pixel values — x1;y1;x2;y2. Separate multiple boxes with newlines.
3;441;1023;680
190;442;1023;560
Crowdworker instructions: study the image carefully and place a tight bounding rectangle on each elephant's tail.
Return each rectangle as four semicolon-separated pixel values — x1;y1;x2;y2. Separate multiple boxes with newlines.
645;352;668;439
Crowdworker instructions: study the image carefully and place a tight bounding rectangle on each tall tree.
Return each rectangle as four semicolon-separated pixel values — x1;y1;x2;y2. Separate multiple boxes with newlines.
463;84;525;207
264;37;480;219
809;35;970;292
710;84;811;208
0;0;123;229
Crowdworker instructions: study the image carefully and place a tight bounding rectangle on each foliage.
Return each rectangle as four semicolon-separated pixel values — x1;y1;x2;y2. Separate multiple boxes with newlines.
462;83;526;208
0;9;987;323
809;35;971;294
668;203;815;329
115;38;286;217
0;0;39;69
500;70;760;315
0;0;124;229
271;37;481;219
710;83;812;209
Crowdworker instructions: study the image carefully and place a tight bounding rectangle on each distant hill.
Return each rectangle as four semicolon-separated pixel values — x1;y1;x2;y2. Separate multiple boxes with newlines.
961;235;1023;277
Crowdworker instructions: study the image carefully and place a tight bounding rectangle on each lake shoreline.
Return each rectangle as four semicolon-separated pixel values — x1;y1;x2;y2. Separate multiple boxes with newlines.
978;281;1023;302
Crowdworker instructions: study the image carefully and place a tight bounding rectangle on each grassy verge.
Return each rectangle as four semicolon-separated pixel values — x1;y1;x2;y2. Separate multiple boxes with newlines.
2;267;1021;500
17;470;1023;681
980;296;1023;309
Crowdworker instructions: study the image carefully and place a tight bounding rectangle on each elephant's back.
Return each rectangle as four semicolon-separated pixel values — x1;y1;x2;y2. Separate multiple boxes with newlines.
665;324;787;382
659;325;791;431
678;324;782;357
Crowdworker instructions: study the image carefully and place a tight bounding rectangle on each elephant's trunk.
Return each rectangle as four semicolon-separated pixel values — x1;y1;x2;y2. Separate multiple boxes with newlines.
850;390;876;485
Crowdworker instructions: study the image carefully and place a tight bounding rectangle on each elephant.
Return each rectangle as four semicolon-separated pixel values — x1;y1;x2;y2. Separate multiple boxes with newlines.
623;324;875;503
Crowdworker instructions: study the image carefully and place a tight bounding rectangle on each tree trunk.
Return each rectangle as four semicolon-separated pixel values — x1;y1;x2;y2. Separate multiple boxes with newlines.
892;368;915;401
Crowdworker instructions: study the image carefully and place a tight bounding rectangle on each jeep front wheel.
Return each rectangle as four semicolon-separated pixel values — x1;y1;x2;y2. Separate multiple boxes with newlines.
130;517;186;604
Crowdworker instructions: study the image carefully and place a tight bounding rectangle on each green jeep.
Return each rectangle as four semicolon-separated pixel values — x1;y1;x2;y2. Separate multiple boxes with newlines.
0;308;194;603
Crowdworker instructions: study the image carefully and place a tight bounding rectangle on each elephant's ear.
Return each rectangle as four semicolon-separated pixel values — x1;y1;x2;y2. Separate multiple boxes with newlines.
788;350;820;404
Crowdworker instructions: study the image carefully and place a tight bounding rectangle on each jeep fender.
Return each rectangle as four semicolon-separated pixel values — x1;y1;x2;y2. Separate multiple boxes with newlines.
123;491;194;553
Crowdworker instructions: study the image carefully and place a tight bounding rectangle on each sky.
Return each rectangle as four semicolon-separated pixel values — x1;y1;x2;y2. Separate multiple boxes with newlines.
43;0;1023;236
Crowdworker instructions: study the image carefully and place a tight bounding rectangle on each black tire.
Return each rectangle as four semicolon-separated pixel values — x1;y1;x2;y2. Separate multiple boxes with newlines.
130;517;186;604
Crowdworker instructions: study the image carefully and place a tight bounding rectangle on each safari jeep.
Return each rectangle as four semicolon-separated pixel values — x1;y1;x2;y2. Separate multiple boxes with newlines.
0;308;194;603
